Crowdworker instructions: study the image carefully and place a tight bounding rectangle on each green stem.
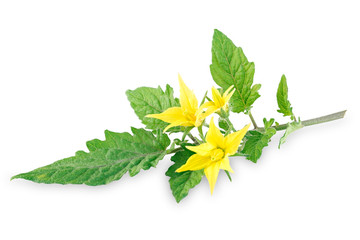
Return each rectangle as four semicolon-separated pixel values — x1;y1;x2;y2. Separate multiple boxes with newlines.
248;111;258;129
166;147;183;155
188;133;200;145
263;110;346;131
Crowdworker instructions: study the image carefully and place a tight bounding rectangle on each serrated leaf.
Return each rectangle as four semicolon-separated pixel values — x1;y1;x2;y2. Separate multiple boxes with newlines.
165;148;204;203
126;84;181;131
210;29;261;113
241;127;276;163
278;121;303;148
277;74;294;118
12;128;170;185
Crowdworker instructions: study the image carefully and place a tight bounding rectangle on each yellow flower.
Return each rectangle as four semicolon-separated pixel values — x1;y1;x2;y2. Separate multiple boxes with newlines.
176;118;250;194
146;74;208;132
201;85;235;115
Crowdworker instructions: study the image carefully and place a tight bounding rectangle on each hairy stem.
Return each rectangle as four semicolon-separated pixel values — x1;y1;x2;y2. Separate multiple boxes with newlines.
263;110;346;131
181;127;192;141
188;133;200;145
248;111;258;129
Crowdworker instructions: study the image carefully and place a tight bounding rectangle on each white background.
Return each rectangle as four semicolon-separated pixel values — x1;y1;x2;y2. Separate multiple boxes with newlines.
1;1;359;239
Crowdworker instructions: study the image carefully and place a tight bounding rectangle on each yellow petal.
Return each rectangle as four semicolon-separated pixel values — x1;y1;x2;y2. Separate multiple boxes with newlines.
220;156;234;173
211;86;224;107
198;101;218;118
224;123;251;155
178;74;198;114
203;105;218;117
194;102;217;127
186;143;215;156
204;161;221;195
176;154;212;172
146;107;187;123
163;120;193;132
197;101;215;114
224;88;236;104
223;85;234;97
206;117;225;149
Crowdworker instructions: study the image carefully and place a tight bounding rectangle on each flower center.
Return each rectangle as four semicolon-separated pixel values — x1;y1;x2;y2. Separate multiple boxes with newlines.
210;148;225;162
183;110;196;122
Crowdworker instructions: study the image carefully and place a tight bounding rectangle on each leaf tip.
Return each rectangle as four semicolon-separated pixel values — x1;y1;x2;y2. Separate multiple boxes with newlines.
10;175;18;181
10;173;26;181
125;89;133;98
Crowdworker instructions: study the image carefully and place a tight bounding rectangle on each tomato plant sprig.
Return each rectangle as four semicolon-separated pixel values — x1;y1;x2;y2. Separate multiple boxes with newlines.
12;29;346;203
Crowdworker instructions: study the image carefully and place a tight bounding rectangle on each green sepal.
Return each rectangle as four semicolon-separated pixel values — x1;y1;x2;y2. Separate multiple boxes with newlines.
181;127;193;141
278;120;304;148
218;108;230;118
126;84;182;132
277;74;294;119
200;90;208;105
241;118;276;163
263;118;275;129
165;147;204;203
218;118;230;132
225;170;232;182
210;29;261;113
12;128;170;185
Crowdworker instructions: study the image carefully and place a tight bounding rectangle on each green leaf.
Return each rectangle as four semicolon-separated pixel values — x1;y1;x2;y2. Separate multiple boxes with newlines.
126;84;180;131
278;121;304;148
277;74;294;118
210;29;261;113
241;123;276;163
12;128;170;185
165;148;204;203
